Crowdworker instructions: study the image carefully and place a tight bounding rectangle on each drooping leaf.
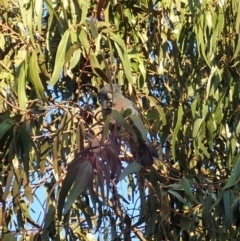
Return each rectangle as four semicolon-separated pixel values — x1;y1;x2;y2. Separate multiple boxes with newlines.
181;178;198;203
17;58;27;110
29;50;46;100
0;117;13;140
129;115;148;141
168;190;188;206
119;163;142;181
49;30;70;85
172;105;183;160
223;189;233;230
110;34;133;84
111;110;137;138
63;161;92;215
42;205;55;240
193;118;204;138
58;160;93;218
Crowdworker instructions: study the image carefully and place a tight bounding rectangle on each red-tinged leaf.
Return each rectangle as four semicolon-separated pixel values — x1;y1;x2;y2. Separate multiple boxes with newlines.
57;159;81;219
63;161;92;215
58;161;93;218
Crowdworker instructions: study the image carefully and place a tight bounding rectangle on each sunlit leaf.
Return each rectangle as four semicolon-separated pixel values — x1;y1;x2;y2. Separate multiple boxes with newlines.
110;34;133;84
3;232;16;241
49;30;70;85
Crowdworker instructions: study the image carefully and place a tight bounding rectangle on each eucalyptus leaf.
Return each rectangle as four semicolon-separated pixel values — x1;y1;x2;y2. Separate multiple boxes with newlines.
119;163;142;181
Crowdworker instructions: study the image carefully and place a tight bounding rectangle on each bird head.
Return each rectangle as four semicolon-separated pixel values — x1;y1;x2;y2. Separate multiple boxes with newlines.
99;84;122;115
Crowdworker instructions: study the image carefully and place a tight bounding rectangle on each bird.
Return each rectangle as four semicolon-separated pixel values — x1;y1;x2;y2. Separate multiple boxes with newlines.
98;84;139;117
99;84;158;166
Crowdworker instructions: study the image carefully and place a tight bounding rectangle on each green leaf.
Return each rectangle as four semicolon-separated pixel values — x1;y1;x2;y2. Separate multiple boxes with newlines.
24;186;33;203
222;174;236;190
180;216;191;231
110;34;133;84
167;183;184;190
191;95;199;119
119;163;142;181
148;170;161;199
0;118;13;140
111;110;136;138
181;178;198;203
42;205;55;240
172;105;183;160
26;0;36;48
45;0;63;28
138;59;146;84
144;96;166;125
203;195;212;227
223;190;233;229
89;17;98;38
168;190;187;206
193;118;204;137
79;0;90;25
234;35;240;59
69;48;81;70
35;0;43;33
89;53;100;69
146;110;159;120
29;50;46;100
49;30;70;85
103;115;110;139
19;201;36;224
79;28;90;49
3;232;16;241
129;115;148;141
198;141;210;158
16;51;27;110
95;68;109;82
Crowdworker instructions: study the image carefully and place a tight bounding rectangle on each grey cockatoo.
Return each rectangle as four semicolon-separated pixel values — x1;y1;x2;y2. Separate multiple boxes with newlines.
99;84;158;166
